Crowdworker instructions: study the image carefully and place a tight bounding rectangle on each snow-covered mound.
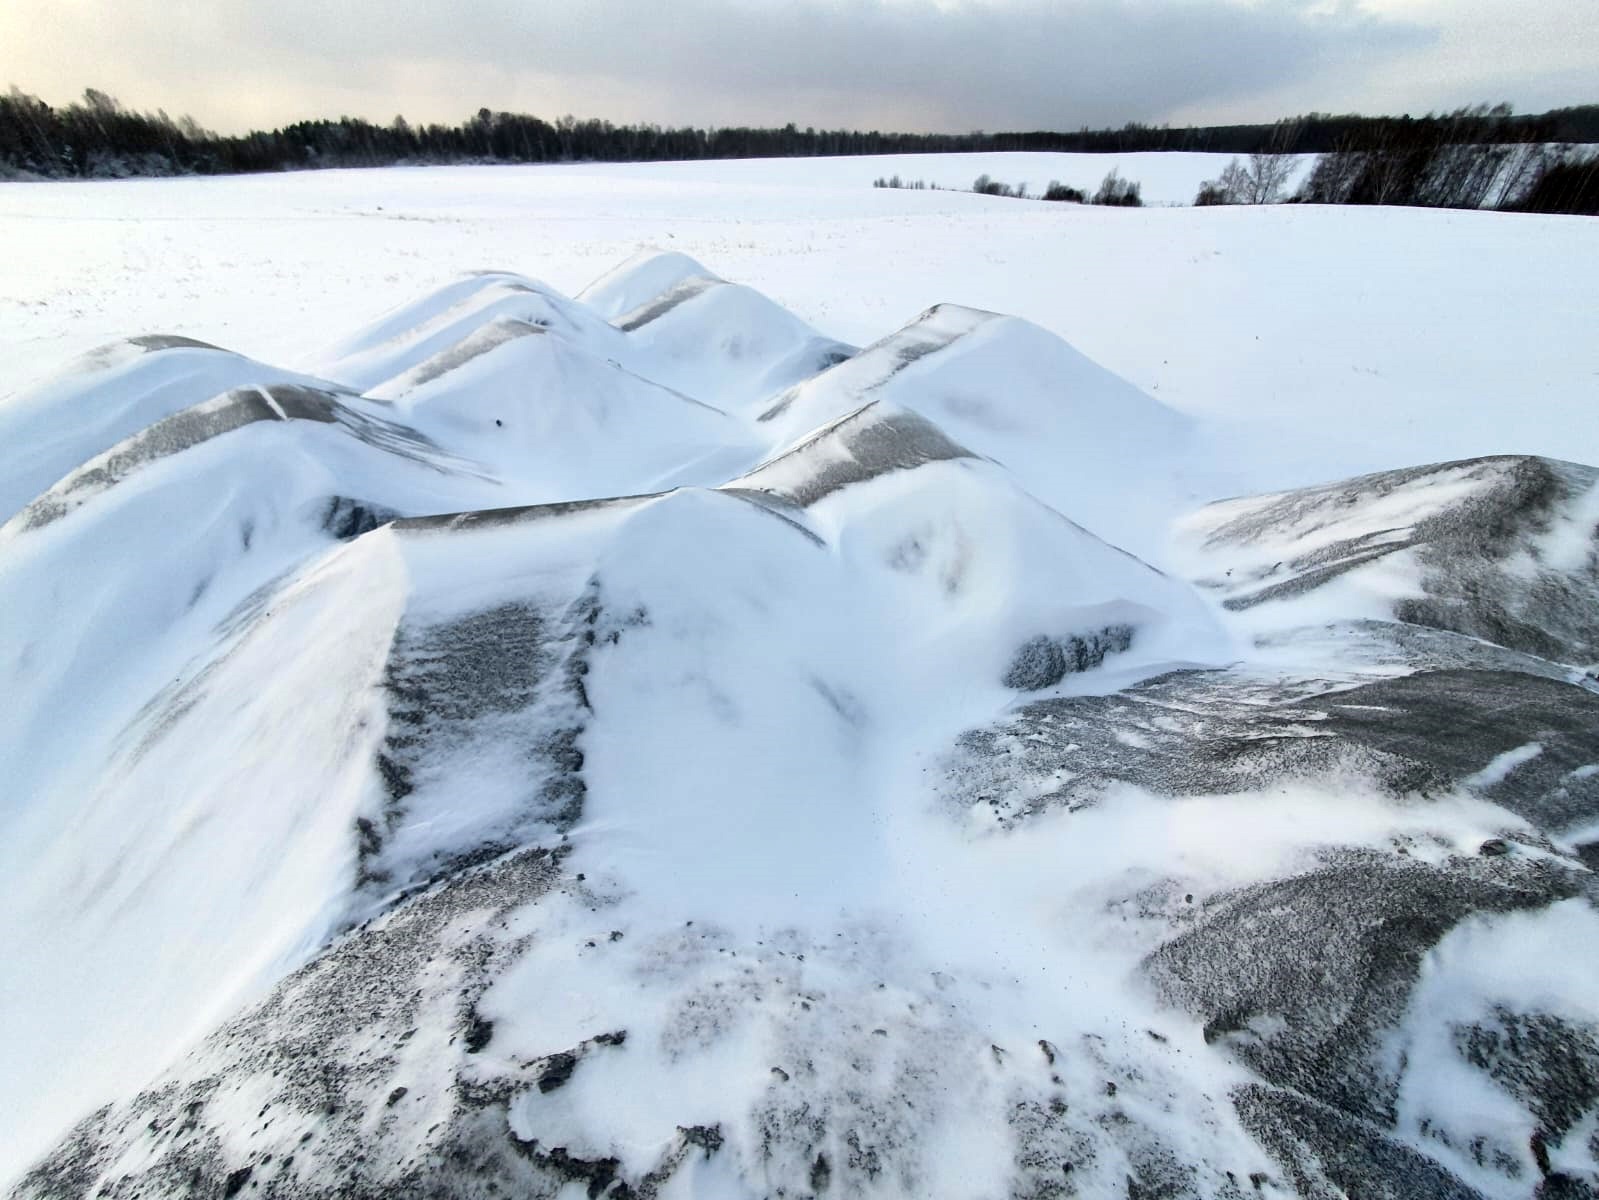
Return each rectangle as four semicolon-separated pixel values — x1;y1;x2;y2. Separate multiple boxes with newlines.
1177;455;1599;663
308;272;625;392
756;303;1192;557
4;252;1597;1200
0;337;345;525
605;264;857;412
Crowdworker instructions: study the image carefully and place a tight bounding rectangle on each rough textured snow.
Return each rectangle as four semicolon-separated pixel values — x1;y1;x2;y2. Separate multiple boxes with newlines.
3;162;1599;1200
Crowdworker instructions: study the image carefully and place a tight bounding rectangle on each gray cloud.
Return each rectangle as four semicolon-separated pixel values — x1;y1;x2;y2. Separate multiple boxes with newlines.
4;0;1585;134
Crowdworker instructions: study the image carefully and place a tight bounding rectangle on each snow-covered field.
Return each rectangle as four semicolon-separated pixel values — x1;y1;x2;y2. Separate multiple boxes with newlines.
2;152;1591;489
3;156;1599;1199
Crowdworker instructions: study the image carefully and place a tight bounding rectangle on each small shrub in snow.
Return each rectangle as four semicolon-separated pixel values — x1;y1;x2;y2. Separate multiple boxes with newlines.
1196;155;1291;205
1092;170;1143;207
1003;626;1136;690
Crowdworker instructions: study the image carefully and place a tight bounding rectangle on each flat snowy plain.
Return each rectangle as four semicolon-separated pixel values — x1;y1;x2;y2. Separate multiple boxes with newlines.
5;149;1594;485
3;153;1599;1199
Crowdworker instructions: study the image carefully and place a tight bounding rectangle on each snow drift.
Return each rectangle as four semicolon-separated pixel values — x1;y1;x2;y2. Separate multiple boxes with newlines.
3;250;1597;1200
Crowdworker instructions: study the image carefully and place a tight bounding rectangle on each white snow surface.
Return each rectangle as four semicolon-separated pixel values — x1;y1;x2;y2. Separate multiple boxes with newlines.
2;159;1598;1199
4;155;1597;488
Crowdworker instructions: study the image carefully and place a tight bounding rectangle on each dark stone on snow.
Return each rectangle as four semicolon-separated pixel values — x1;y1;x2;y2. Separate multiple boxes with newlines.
810;1151;831;1192
536;1052;577;1093
321;496;402;540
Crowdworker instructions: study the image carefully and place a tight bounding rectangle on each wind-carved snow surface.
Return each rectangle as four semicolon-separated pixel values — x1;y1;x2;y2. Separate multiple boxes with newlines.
2;250;1598;1200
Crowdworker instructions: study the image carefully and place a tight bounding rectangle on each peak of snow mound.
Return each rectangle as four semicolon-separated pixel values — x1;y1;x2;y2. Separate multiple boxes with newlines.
758;302;1194;556
0;337;341;525
0;376;512;864
312;272;621;392
313;255;854;421
756;302;996;431
612;273;857;412
730;399;973;507
1178;454;1599;664
612;272;725;332
759;300;1183;439
1;382;464;537
372;324;760;501
750;304;986;446
575;248;721;319
369;315;552;396
724;399;1225;692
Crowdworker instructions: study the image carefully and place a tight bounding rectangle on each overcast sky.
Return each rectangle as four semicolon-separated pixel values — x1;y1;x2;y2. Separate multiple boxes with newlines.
3;0;1594;134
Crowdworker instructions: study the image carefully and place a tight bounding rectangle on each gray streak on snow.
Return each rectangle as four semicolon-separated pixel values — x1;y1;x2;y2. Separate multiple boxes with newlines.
392;316;550;390
756;303;987;423
8;384;334;532
734;401;973;508
949;661;1599;834
4;382;470;535
68;334;226;376
613;275;723;332
364;596;591;895
1186;455;1599;664
716;487;828;546
393;492;651;535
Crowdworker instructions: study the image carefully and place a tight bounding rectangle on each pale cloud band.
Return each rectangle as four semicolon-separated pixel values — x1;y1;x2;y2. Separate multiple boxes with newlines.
2;0;1593;135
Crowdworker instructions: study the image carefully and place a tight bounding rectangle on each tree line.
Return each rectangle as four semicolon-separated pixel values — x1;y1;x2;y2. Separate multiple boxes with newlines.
877;173;1119;204
1195;106;1598;214
3;85;1596;189
2;87;1595;213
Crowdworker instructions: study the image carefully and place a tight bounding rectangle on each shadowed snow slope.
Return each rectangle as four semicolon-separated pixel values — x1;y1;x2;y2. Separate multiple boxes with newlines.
4;253;1598;1200
1176;455;1599;662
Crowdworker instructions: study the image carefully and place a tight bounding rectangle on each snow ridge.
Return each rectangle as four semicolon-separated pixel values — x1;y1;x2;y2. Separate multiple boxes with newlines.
3;251;1597;1200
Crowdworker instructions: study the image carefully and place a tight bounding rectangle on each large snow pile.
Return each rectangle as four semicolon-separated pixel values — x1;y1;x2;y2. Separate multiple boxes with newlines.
3;250;1597;1200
